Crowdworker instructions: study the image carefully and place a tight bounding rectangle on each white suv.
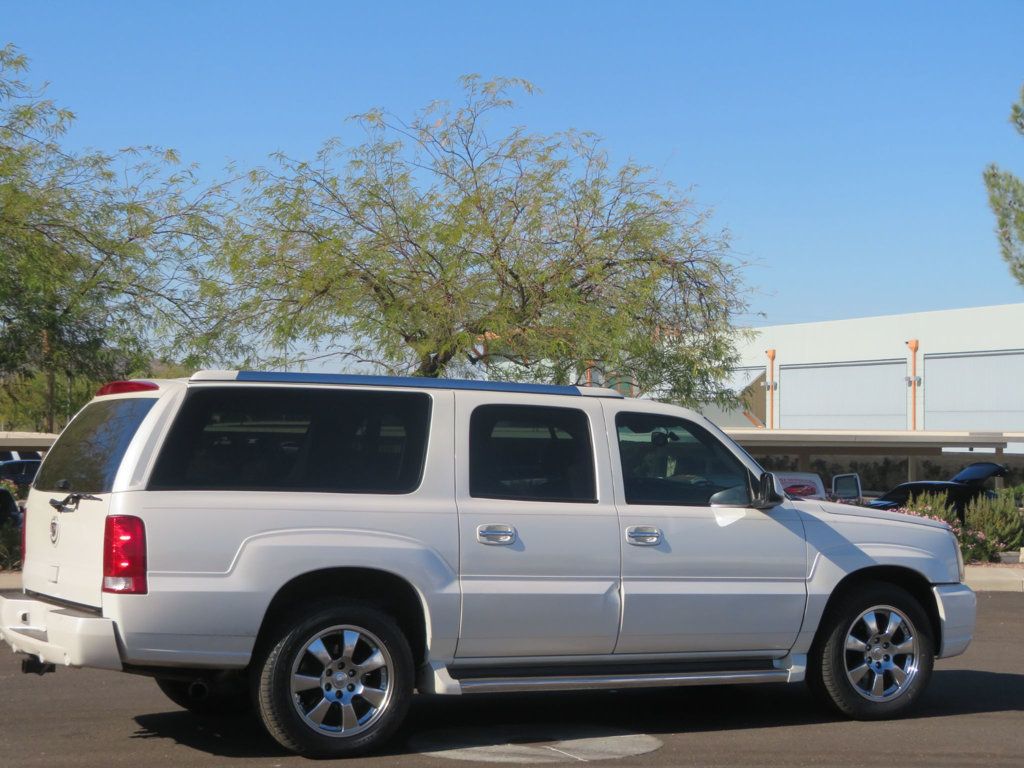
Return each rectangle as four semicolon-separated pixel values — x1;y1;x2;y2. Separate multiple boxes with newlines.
0;371;976;757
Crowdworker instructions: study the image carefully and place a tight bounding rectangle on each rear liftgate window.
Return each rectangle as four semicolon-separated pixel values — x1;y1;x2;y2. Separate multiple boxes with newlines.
35;398;157;493
148;387;431;493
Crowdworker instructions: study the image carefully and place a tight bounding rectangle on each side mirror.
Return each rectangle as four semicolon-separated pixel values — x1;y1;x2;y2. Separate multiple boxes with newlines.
752;471;784;509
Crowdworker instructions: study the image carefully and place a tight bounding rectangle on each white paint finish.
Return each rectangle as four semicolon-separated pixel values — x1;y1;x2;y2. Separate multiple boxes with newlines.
923;350;1024;431
932;584;976;657
454;391;621;658
779;360;907;429
102;387;461;667
22;389;178;608
0;594;122;670
10;377;977;687
602;398;808;655
788;499;963;658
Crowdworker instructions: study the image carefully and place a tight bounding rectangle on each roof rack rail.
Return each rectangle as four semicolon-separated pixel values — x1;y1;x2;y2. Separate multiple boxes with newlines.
189;370;625;398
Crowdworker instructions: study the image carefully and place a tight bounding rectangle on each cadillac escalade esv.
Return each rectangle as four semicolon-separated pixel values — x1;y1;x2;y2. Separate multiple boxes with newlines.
0;371;976;757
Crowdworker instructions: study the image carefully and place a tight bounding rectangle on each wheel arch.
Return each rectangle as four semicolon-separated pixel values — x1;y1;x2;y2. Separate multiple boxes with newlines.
254;567;430;668
811;565;942;654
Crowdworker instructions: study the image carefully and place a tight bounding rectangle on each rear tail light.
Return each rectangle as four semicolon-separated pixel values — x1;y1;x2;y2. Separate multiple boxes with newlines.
96;380;159;396
102;516;147;594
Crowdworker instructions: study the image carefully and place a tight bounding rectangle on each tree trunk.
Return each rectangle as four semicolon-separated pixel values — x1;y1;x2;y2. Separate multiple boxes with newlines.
41;329;56;433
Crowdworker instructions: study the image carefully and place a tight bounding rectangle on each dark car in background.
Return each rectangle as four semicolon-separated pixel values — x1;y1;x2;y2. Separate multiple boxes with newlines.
867;461;1007;522
0;459;41;491
0;487;19;528
0;451;42;462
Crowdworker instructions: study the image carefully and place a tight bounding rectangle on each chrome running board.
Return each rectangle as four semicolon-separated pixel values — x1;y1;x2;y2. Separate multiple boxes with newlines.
457;668;789;694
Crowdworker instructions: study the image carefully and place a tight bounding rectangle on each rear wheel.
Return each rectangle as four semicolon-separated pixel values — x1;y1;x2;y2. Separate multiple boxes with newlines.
252;601;413;758
808;582;934;719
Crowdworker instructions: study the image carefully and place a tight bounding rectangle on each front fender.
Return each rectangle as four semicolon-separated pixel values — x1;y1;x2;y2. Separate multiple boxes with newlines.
790;513;959;655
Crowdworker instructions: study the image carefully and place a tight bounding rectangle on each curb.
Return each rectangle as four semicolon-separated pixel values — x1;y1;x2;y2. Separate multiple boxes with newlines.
0;571;21;590
965;565;1024;593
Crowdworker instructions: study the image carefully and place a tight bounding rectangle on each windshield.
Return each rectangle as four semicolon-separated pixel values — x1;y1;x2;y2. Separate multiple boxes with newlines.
35;398;157;493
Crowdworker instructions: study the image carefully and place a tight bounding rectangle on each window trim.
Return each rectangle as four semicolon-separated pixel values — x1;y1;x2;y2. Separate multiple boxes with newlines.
468;403;599;504
613;410;756;508
145;386;433;496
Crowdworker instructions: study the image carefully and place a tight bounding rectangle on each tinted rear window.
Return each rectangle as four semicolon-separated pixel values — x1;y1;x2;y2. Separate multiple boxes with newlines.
35;398;157;493
469;404;597;503
148;387;431;493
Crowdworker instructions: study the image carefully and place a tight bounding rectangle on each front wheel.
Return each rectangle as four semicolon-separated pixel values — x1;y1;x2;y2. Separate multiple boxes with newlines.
252;601;413;758
808;582;934;719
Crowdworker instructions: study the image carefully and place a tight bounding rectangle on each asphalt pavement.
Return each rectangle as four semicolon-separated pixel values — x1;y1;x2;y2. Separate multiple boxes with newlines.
1;592;1022;767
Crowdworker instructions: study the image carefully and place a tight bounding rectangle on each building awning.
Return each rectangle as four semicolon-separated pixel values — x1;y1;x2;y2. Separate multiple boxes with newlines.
0;432;58;452
724;428;1008;454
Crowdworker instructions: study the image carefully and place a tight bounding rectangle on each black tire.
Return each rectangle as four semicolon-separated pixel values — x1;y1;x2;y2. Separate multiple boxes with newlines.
155;673;251;717
252;600;413;758
808;581;934;719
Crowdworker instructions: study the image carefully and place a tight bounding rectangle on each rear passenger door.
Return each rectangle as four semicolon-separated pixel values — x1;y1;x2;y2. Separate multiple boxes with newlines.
454;392;621;659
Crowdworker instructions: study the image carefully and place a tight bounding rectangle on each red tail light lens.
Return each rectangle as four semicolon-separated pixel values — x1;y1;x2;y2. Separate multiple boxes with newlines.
102;516;147;594
96;381;159;396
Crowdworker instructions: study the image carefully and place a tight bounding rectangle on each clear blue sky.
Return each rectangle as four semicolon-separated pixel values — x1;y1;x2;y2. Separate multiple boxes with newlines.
6;0;1024;325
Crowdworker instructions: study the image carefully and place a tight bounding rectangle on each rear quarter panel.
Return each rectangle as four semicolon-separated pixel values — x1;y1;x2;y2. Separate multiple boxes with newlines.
103;388;460;668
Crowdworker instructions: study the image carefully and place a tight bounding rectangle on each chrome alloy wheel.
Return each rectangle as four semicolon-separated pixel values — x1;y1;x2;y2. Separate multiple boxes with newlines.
843;605;920;702
289;624;394;737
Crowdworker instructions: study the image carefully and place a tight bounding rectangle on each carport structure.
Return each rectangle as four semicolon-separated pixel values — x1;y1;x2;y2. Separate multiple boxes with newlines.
0;432;57;456
723;428;1010;483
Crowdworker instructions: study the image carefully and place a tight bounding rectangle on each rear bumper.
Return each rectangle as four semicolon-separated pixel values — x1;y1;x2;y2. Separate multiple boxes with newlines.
0;592;122;670
932;583;976;659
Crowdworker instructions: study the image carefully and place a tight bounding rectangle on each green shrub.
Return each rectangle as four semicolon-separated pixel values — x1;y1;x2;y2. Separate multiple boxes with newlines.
903;492;957;525
0;521;21;571
897;493;1001;563
1002;484;1024;509
0;478;18;500
967;494;1024;551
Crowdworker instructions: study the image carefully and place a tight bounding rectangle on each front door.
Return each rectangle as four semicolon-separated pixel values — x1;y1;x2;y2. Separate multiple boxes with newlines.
455;392;621;658
608;405;808;655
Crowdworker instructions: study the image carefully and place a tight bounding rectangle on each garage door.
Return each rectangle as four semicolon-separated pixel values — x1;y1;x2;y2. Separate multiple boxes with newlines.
779;360;907;429
924;350;1024;431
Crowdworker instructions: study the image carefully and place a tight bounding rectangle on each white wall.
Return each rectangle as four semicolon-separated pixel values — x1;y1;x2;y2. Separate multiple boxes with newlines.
730;303;1024;432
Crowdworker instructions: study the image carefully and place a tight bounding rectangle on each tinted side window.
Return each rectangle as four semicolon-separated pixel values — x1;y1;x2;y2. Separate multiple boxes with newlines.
616;412;752;506
35;398;157;493
470;405;596;503
149;387;431;494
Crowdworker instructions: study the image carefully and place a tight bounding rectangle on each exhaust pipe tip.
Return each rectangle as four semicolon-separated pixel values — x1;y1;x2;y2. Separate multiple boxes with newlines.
187;679;210;701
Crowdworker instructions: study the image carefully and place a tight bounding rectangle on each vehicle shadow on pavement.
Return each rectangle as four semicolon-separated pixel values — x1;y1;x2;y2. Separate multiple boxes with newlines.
132;711;291;759
129;670;1024;759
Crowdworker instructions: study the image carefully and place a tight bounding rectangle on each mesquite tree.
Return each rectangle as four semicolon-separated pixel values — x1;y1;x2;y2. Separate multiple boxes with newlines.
204;76;747;405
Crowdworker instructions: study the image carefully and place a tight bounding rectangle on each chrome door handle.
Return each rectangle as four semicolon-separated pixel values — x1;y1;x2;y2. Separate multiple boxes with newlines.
626;525;663;546
477;524;517;545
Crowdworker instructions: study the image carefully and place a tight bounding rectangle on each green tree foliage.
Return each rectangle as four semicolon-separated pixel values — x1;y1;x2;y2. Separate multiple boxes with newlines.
984;84;1024;286
967;492;1024;551
201;76;747;404
0;44;224;430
